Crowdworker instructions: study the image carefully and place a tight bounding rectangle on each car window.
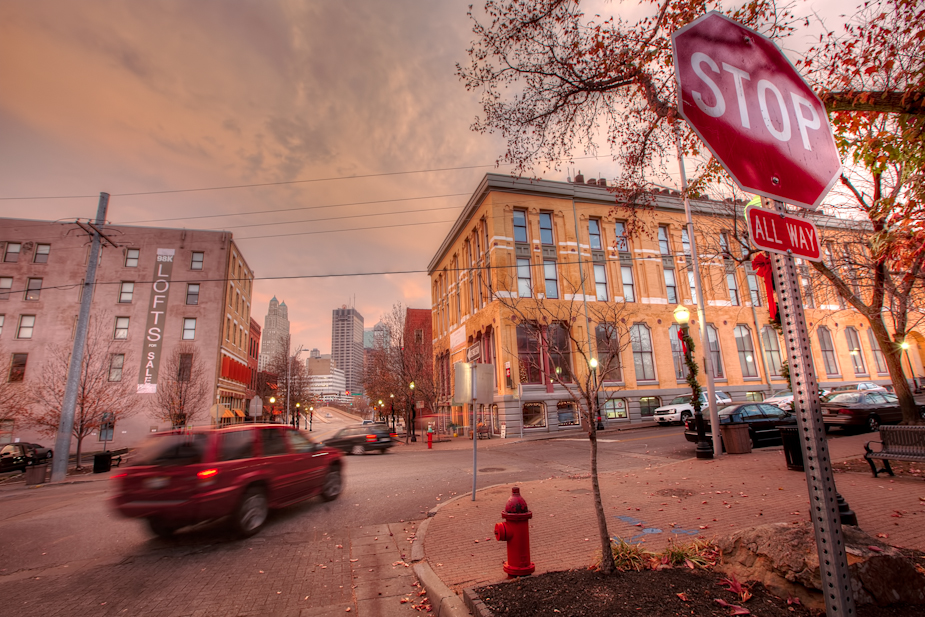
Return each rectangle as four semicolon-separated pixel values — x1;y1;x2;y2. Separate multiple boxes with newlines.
883;393;898;403
738;405;764;419
827;393;861;404
865;392;887;404
287;430;316;453
133;434;208;466
1;445;18;456
759;403;785;417
771;390;792;397
217;430;255;461
259;428;289;457
670;395;691;405
716;392;730;401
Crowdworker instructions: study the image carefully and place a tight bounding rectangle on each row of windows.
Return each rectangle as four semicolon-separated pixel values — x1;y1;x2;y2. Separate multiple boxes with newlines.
0;314;197;342
6;351;196;384
3;243;50;263
116;282;201;305
0;277;43;301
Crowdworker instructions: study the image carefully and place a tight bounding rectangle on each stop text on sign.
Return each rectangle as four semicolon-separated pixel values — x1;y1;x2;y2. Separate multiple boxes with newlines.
746;205;822;261
690;52;822;153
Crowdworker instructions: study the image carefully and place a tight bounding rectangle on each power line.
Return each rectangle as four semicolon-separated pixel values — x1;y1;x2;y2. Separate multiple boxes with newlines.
235;218;457;241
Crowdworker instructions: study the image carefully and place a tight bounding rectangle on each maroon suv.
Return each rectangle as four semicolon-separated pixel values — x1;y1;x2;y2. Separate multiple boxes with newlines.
110;424;343;538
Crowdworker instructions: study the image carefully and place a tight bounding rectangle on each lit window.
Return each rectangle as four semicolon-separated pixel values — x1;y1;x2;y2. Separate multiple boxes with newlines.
734;325;758;377
125;248;139;267
0;277;11;300
25;278;42;301
119;281;134;303
621;266;636;302
183;318;196;340
4;243;21;262
191;251;204;270
187;283;200;305
17;315;35;339
114;317;129;340
109;354;124;382
639;396;660;417
543;260;558;299
33;244;50;263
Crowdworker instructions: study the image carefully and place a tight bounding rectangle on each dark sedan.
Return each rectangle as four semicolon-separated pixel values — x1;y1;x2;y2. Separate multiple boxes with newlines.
821;391;903;432
0;443;52;472
684;403;796;449
323;424;395;455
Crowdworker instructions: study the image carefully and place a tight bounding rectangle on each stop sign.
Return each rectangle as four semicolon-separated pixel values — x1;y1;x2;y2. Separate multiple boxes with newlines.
672;12;841;210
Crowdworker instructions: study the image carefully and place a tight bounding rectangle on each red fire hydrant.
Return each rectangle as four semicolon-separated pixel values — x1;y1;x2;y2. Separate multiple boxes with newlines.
494;486;535;576
427;431;433;449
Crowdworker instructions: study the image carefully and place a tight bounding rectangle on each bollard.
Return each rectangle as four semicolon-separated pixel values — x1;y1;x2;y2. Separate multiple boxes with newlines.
494;486;535;576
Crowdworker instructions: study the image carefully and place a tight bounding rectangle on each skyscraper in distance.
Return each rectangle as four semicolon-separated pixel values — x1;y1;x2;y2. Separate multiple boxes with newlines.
332;306;364;395
258;296;290;371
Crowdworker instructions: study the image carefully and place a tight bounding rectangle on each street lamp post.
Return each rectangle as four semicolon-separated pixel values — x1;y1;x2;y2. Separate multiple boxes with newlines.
269;396;276;423
390;394;395;433
294;402;301;429
675;305;712;459
309;406;314;431
901;341;919;392
589;358;604;430
409;382;416;442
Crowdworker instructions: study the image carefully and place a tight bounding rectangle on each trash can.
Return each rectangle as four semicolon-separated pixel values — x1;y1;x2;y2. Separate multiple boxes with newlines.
778;425;804;471
720;423;752;454
25;462;48;485
93;452;113;473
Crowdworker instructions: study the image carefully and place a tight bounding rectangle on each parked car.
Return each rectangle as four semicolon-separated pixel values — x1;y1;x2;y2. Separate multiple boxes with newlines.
0;443;53;472
827;382;887;394
654;391;732;425
762;390;794;411
820;390;903;432
110;424;343;538
684;403;796;449
323;424;395;455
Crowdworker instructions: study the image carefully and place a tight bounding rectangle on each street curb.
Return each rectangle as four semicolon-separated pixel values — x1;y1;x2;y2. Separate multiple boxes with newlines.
412;561;470;617
462;588;492;617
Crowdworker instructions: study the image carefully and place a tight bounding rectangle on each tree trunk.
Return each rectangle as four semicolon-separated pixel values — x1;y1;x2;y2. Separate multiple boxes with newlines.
75;435;83;471
868;319;921;425
588;403;615;574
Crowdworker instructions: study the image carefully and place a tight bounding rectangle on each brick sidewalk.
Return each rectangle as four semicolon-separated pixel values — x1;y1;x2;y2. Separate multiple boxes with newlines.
422;432;925;593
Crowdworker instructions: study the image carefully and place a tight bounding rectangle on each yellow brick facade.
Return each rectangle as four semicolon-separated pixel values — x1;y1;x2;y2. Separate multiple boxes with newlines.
428;174;925;435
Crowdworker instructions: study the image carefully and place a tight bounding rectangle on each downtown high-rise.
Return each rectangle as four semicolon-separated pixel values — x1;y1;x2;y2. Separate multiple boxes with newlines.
331;306;364;395
258;296;289;371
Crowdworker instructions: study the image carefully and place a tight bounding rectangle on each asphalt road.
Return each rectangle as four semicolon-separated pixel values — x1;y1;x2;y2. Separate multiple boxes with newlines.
0;412;693;616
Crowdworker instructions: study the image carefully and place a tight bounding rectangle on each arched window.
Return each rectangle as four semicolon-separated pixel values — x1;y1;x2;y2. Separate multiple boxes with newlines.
669;324;690;380
818;326;840;376
734;325;758;377
707;324;724;379
845;327;867;375
867;329;888;374
761;327;783;377
595;323;622;382
630;324;656;382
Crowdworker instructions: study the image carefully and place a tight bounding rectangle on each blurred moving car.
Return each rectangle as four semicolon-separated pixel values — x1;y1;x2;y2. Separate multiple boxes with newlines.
323;424;395;455
827;382;887;394
110;424;343;538
820;390;902;432
0;443;53;472
762;390;794;411
653;391;732;425
684;403;796;449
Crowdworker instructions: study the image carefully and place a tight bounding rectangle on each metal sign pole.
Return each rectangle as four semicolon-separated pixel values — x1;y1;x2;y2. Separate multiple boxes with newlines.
471;363;478;501
769;200;854;616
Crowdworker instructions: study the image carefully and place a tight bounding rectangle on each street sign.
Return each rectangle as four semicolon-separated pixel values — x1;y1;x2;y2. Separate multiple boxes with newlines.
672;12;841;210
746;205;822;261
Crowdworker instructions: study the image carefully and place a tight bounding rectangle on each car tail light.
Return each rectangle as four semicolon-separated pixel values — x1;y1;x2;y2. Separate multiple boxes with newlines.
390;433;398;440
111;472;127;480
197;468;219;479
837;408;855;415
366;434;377;443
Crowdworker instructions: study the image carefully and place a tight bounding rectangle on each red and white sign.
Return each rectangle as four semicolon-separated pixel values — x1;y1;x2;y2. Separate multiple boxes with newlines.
672;12;841;210
746;205;821;261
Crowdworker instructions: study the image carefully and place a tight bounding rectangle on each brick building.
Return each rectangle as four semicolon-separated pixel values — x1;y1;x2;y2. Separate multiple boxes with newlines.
427;174;925;436
0;218;256;451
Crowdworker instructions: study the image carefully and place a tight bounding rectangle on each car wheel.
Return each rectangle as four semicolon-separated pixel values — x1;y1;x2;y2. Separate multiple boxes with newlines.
350;445;365;456
867;415;880;433
679;412;692;425
45;451;53;460
320;466;343;502
233;486;269;537
147;518;179;539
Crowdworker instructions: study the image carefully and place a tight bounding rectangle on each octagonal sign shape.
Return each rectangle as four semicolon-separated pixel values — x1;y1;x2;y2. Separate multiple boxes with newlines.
672;12;841;210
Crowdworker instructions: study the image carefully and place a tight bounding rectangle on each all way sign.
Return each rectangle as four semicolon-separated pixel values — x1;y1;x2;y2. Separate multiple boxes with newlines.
746;205;822;261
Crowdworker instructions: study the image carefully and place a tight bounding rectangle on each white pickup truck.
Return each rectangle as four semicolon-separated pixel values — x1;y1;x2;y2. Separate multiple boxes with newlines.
653;391;732;425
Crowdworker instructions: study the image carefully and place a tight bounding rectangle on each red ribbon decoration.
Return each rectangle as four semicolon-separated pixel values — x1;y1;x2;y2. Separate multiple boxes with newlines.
751;253;777;321
677;326;687;355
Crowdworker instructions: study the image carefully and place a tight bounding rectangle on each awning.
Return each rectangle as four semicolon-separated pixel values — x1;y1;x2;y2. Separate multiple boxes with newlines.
221;409;235;418
234;409;245;418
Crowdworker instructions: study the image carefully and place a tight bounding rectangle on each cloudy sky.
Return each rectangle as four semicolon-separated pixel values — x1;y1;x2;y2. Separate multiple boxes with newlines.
0;0;840;353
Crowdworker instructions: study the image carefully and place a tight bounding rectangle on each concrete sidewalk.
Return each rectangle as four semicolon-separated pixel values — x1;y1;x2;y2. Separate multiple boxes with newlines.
412;431;925;615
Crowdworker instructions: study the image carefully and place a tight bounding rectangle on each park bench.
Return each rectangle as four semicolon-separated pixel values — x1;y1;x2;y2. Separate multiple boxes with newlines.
109;447;129;467
864;426;925;477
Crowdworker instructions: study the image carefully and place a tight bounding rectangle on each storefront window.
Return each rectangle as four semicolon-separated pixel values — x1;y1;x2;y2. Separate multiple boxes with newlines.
639;396;660;417
522;402;546;428
602;398;627;419
556;401;579;426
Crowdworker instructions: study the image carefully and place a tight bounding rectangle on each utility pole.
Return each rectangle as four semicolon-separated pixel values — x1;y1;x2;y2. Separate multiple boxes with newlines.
52;193;109;482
